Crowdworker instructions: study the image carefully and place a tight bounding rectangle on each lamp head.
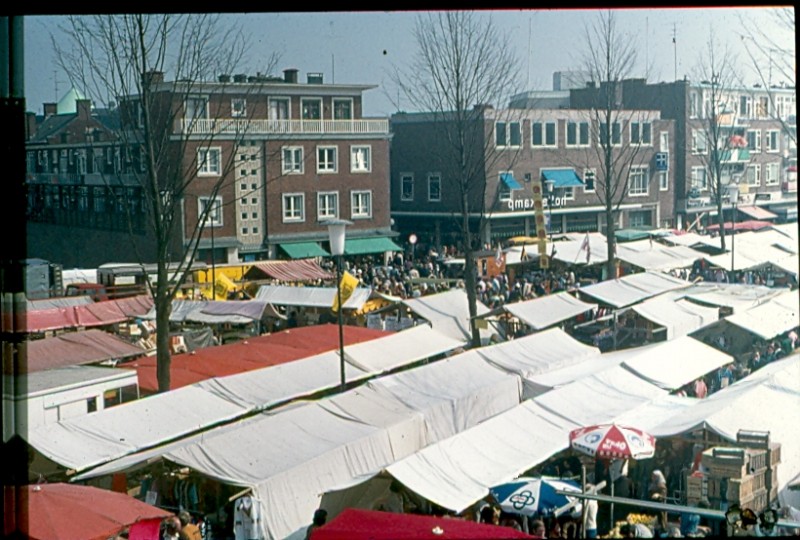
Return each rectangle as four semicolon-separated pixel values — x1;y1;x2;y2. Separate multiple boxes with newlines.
324;219;352;256
544;178;555;194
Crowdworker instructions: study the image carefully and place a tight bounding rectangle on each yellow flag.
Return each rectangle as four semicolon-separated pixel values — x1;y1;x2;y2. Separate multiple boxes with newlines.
213;273;237;300
332;270;359;312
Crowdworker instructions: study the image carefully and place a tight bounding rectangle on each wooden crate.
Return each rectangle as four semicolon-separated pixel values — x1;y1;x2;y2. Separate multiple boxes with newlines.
708;472;766;501
686;475;706;499
769;442;781;465
739;488;769;514
702;447;764;478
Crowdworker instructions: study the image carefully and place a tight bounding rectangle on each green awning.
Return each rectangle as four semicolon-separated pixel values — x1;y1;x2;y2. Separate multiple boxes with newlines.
615;229;653;242
345;237;402;255
280;242;330;259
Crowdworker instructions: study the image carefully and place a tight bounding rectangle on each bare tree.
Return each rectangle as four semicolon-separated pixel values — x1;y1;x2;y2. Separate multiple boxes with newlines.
389;12;521;347
690;28;739;252
53;14;278;392
738;7;796;145
578;10;648;280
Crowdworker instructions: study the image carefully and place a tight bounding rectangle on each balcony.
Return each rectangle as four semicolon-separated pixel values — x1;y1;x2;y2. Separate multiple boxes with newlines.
174;118;390;136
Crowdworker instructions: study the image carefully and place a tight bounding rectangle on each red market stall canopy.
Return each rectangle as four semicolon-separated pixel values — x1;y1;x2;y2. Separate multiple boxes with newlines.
705;220;773;232
125;324;391;392
4;483;172;540
24;329;145;373
22;295;153;333
244;259;334;282
736;205;778;221
310;508;533;540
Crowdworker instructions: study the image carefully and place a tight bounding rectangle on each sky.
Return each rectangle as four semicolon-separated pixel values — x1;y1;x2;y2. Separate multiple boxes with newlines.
23;8;795;117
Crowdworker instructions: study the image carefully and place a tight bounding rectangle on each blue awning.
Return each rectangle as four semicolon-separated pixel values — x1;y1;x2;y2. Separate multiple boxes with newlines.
541;169;584;188
500;172;522;190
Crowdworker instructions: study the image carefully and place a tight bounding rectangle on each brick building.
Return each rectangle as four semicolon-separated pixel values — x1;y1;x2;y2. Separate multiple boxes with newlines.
25;69;396;268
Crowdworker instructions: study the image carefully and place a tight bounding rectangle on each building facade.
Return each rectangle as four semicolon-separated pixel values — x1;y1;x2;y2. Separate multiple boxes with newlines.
571;78;797;228
25;69;395;268
390;105;676;250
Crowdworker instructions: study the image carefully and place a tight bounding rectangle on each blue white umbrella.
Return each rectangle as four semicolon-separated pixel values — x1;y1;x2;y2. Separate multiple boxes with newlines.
490;476;582;517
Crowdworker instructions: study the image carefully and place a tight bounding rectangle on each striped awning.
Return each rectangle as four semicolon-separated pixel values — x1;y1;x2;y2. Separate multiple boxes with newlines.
245;259;333;282
737;205;777;221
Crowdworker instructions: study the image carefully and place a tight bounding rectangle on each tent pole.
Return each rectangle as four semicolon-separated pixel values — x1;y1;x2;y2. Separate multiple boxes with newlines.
581;464;587;536
610;476;615;529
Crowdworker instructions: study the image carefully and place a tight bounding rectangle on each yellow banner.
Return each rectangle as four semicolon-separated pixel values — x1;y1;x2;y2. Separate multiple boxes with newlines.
332;270;359;312
213;273;237;300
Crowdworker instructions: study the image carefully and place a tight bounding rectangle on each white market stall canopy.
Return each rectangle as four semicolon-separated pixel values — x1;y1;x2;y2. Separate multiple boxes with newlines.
23;385;247;472
140;299;283;324
631;297;720;339
255;284;372;310
503;292;597;330
577;271;691;308
616;240;705;271
386;400;580;514
650;355;800;506
676;282;783;313
619;335;733;390
551;232;608;266
473;328;600;399
724;290;800;340
533;364;667;426
402;288;492;343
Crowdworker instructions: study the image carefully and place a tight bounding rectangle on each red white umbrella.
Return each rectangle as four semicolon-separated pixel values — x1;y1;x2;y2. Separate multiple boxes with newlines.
569;424;656;460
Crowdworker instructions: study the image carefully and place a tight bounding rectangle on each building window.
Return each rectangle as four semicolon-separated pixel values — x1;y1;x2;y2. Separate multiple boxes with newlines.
566;121;590;147
317;192;339;220
428;173;441;202
231;98;247;118
282;193;305;222
746;129;761;153
766;130;780;153
628;166;649;196
268;97;290;120
93;187;106;213
242;227;249;235
184;97;208;121
691;166;707;191
351;190;372;218
629;210;652;228
599;122;622;146
282;146;304;174
317;146;338;173
756;96;769;118
765;162;780;185
241;212;248;220
691;130;708;154
739;95;752;117
252;212;257;219
496;121;521;148
532;121;557;147
745;164;761;186
301;98;322;120
583;169;596;193
659;171;668;191
401;173;414;201
350;145;371;173
76;150;87;175
198;196;222;227
631;122;652;145
333;98;353;120
197;148;221;176
689;92;699;118
252;226;258;234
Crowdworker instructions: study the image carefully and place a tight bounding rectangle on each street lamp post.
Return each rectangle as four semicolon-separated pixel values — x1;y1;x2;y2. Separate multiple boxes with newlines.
727;184;739;282
326;219;351;391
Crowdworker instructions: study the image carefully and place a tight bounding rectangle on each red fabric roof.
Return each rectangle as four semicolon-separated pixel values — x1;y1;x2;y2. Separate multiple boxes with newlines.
246;259;333;282
124;324;391;392
22;295;153;333
705;220;773;232
310;508;534;540
23;329;145;373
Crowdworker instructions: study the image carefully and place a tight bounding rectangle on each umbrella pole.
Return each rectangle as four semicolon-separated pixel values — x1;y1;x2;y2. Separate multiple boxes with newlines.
610;477;615;529
581;465;587;536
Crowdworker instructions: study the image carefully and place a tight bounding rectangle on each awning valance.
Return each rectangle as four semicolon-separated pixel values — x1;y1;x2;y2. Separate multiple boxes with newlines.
737;205;777;221
500;172;522;190
345;237;402;255
541;169;583;188
280;241;330;259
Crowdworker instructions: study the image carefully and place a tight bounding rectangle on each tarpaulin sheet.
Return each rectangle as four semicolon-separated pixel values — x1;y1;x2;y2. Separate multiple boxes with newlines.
577;271;691;308
25;329;145;373
631;297;720;338
23;295;153;333
504;292;597;330
255;284;371;310
402;288;492;343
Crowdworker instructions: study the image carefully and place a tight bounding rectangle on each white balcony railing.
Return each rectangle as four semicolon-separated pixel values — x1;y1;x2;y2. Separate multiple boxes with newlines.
176;118;389;136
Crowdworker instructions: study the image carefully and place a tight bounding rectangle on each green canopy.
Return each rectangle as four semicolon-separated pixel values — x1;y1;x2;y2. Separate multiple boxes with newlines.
615;229;653;242
280;242;330;259
344;237;402;255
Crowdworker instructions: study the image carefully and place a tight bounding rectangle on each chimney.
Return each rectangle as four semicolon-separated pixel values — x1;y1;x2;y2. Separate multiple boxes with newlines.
233;73;247;83
142;70;164;87
283;68;298;84
43;103;57;116
76;99;92;120
26;111;37;139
